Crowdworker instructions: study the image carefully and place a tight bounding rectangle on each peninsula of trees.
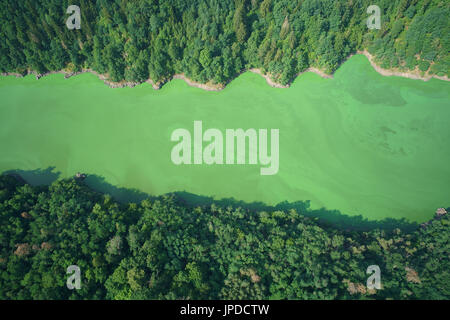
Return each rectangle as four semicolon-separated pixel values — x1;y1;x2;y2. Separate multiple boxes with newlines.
0;0;448;87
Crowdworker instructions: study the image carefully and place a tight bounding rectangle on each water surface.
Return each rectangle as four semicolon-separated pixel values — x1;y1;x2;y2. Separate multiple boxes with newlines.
0;55;449;222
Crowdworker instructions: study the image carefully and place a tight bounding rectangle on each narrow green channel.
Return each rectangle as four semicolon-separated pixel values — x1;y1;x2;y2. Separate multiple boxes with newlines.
1;55;449;222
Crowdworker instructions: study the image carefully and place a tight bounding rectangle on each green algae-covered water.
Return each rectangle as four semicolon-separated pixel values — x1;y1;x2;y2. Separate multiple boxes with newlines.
0;55;449;222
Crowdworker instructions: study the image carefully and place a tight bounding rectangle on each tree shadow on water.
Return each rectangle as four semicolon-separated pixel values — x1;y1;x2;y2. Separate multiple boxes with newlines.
1;168;150;204
84;174;152;204
171;191;419;232
1;169;419;232
3;167;61;186
275;200;419;232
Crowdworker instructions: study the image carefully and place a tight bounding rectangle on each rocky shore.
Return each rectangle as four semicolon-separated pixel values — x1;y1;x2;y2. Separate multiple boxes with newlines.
358;50;449;82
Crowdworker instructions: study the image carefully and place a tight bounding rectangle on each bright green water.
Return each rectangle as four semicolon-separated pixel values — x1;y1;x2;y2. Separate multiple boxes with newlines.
0;55;449;222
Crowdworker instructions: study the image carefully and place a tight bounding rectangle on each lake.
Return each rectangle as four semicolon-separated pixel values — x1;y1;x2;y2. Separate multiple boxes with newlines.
0;54;449;222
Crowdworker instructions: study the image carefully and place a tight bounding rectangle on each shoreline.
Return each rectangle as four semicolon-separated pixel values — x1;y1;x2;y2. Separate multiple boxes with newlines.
357;50;449;82
249;66;334;89
171;74;225;91
1;52;448;90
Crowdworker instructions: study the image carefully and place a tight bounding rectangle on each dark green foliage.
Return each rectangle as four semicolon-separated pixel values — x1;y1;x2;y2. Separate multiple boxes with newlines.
0;175;448;300
1;0;448;86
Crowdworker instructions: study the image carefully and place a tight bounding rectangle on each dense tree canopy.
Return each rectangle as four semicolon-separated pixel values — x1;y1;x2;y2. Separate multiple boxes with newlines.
0;0;449;300
0;174;448;299
0;0;448;85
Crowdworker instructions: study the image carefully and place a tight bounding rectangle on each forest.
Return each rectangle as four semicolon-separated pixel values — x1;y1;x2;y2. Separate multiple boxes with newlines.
0;0;448;86
0;0;449;300
0;174;448;299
